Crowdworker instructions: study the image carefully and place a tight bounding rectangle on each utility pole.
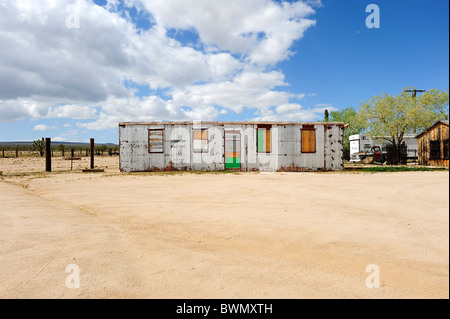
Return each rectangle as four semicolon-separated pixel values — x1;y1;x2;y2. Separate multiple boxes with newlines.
403;89;426;134
403;89;425;98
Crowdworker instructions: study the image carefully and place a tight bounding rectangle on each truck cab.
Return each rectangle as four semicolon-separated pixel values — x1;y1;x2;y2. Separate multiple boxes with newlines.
350;145;385;162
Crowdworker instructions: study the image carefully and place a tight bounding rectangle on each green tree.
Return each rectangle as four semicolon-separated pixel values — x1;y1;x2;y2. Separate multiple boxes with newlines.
328;107;364;159
33;137;46;157
99;144;108;155
358;87;449;163
324;109;329;122
58;144;65;157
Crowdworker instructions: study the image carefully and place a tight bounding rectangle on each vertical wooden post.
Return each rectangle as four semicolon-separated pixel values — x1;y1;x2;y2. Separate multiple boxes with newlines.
71;148;74;171
2;147;4;158
90;138;94;169
45;138;51;172
16;145;19;158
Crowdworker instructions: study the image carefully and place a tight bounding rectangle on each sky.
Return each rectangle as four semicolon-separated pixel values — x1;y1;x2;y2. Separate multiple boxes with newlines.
0;0;448;143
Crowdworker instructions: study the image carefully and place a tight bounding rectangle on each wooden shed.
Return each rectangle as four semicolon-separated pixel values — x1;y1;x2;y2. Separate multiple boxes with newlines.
416;120;449;166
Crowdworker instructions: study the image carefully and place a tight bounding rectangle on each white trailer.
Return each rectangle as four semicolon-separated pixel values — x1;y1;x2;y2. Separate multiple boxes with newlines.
349;134;383;161
349;134;418;162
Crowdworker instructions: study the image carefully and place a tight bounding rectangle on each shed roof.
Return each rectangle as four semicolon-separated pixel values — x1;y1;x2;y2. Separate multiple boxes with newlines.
119;121;345;126
415;120;449;139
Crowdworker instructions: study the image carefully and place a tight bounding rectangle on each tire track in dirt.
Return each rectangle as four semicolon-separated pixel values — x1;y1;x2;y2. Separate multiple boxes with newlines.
0;222;71;296
0;181;23;254
0;215;16;254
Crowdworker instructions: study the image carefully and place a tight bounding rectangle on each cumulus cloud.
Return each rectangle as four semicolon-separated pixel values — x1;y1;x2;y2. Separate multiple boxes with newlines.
252;104;334;122
0;0;321;131
134;0;316;65
33;124;57;131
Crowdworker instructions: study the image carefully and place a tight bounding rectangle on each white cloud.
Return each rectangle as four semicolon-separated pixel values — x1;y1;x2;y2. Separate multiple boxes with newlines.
0;0;320;129
52;129;79;142
134;0;316;65
47;104;98;119
171;71;293;114
33;124;57;131
315;103;333;108
52;136;69;142
275;103;303;114
252;104;328;122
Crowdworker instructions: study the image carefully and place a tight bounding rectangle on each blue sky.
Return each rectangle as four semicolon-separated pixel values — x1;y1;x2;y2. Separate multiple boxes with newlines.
0;0;448;143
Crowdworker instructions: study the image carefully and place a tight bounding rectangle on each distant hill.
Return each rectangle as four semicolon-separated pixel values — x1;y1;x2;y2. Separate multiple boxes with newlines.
0;141;118;148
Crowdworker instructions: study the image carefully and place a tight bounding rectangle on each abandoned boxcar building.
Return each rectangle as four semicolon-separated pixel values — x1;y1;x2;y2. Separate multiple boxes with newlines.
119;122;345;172
416;120;449;167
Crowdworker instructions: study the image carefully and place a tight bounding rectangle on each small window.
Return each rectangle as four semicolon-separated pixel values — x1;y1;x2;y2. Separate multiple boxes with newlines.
301;125;316;153
257;125;271;153
429;140;441;159
444;139;449;160
148;129;164;153
193;129;208;152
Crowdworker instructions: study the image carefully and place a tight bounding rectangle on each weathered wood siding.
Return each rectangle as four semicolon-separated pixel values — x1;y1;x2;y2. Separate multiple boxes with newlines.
417;122;449;166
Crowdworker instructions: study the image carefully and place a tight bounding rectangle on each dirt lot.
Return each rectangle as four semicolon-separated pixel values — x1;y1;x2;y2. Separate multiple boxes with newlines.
0;156;448;298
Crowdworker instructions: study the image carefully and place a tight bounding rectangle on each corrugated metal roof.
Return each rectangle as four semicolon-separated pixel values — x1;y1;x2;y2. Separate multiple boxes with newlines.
119;121;346;126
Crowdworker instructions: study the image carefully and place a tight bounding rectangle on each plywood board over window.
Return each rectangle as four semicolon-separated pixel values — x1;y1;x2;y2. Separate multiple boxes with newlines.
148;129;164;153
193;129;208;152
257;125;271;153
301;125;316;153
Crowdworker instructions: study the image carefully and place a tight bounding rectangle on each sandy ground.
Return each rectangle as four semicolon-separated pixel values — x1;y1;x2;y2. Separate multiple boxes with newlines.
0;156;448;299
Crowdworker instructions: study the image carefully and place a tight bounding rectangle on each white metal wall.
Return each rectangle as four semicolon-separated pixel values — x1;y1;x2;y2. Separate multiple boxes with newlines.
119;123;344;172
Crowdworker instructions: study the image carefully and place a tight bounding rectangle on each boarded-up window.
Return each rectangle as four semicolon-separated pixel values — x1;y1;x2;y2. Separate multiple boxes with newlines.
444;139;449;160
301;125;316;153
430;140;440;159
257;126;271;153
148;129;164;153
193;129;208;152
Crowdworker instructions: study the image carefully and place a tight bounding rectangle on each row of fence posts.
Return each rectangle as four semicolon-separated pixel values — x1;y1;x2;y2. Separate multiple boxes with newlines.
44;138;95;172
1;147;19;158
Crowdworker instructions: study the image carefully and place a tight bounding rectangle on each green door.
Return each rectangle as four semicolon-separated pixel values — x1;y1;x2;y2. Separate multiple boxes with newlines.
225;132;241;170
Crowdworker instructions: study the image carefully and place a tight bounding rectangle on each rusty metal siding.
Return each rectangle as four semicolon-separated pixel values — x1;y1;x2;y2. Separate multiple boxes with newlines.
119;122;345;172
324;125;344;171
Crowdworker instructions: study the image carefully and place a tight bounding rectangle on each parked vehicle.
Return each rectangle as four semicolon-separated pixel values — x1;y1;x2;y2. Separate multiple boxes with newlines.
350;145;386;163
349;134;418;162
